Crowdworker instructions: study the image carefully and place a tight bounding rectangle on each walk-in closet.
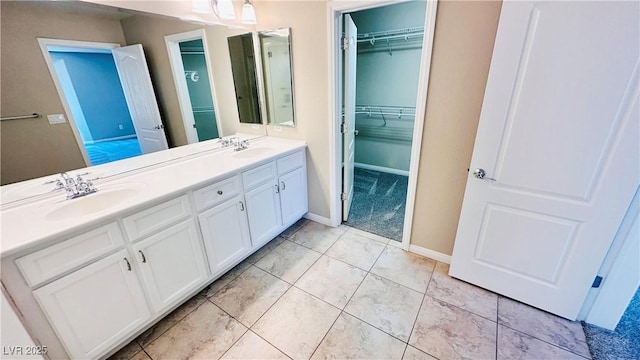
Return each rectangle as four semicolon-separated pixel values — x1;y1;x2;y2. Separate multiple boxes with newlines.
344;1;426;242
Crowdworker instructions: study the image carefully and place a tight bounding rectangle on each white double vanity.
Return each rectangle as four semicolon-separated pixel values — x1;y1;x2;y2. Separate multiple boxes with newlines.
0;136;308;359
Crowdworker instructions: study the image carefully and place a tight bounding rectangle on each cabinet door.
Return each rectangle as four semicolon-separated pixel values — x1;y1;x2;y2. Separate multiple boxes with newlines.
33;250;150;359
245;181;283;247
132;219;209;313
279;167;308;226
199;195;251;274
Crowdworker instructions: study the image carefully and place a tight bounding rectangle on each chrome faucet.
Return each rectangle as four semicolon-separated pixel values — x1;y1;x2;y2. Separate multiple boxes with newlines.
49;172;98;200
218;136;249;151
234;139;249;151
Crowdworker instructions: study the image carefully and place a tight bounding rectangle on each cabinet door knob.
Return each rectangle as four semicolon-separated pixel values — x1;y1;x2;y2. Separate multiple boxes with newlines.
275;184;280;193
124;257;131;271
139;250;147;263
217;190;223;195
239;201;245;211
281;181;286;191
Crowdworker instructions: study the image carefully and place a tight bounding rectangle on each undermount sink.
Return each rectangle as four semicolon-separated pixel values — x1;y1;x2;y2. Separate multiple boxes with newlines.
44;186;142;221
232;146;276;159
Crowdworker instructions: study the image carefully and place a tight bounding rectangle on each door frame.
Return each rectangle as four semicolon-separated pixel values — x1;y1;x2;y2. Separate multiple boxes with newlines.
327;0;439;250
37;38;122;167
165;29;224;143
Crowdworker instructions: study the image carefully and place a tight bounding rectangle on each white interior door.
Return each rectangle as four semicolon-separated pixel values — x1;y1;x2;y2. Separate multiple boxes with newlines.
450;1;640;320
342;14;357;222
112;45;169;154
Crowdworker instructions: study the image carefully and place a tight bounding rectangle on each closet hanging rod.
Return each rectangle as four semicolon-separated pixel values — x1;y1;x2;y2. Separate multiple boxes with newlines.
357;33;423;43
0;113;41;121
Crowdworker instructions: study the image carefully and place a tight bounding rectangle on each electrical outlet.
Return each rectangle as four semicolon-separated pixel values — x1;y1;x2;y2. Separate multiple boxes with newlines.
118;124;124;130
47;114;66;124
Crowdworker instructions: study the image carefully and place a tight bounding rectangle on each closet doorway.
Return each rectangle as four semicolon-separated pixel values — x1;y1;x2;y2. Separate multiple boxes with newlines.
334;1;437;246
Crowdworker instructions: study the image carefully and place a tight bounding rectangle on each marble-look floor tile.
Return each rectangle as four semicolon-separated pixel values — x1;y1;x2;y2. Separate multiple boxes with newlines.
290;221;348;253
280;218;309;239
346;226;391;244
108;341;143;360
311;312;406;360
245;236;286;264
410;295;497;360
129;350;151;360
402;345;437;360
200;260;252;298
254;240;322;283
253;287;341;359
370;246;436;293
210;266;289;327
498;297;590;358
344;273;423;342
325;231;386;271
136;293;207;347
426;262;498;320
144;301;247;360
221;331;289;359
498;324;585;359
295;255;367;309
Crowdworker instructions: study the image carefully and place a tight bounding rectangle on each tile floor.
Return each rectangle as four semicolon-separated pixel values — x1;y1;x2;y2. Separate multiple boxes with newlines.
110;219;591;360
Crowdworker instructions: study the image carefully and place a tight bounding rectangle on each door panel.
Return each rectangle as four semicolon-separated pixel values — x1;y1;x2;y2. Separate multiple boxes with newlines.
279;167;308;226
33;250;150;359
133;219;208;313
450;1;640;319
199;196;251;273
342;14;357;222
245;181;282;247
112;45;169;154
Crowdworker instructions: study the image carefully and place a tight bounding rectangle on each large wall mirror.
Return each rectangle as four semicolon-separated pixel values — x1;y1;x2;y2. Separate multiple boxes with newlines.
258;28;295;127
0;1;267;194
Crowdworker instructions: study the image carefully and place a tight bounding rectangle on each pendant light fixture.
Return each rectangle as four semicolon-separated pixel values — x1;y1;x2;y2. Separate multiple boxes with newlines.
241;0;257;25
213;0;236;20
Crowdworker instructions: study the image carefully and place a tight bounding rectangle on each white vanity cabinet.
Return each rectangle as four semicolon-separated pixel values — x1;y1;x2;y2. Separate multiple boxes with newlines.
2;139;308;360
243;150;308;248
195;175;252;275
33;249;151;359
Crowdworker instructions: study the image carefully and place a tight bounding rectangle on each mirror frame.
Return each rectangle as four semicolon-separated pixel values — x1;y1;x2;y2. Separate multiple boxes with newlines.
257;28;295;127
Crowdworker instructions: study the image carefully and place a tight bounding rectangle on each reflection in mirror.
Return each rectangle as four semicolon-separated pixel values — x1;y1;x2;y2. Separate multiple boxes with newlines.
0;1;266;193
259;28;295;127
228;33;263;125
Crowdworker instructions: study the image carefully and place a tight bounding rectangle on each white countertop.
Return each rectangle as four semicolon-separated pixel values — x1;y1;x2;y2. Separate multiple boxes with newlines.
0;137;306;258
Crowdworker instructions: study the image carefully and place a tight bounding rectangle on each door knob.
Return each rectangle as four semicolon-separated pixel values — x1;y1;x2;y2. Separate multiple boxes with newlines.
473;168;496;181
154;124;164;130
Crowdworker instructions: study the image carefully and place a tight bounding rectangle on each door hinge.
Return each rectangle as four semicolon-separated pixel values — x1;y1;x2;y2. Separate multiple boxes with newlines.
340;123;348;133
592;275;603;288
340;192;347;201
341;37;349;50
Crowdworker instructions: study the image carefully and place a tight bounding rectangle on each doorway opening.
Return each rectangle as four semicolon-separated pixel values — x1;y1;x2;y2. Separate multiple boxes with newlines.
50;48;141;166
39;38;169;166
333;1;437;246
166;30;223;143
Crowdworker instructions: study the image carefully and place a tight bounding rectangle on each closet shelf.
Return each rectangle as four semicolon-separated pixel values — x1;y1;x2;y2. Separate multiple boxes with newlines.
355;105;415;120
355;125;413;143
357;27;424;54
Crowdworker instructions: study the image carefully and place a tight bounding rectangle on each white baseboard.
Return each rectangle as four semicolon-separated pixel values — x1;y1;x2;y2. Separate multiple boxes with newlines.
354;162;409;177
303;212;333;226
409;244;451;263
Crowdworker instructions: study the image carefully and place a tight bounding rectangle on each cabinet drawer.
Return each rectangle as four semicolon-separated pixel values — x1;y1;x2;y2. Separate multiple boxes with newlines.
277;151;304;176
242;161;277;190
123;196;191;241
16;222;125;287
193;176;241;212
